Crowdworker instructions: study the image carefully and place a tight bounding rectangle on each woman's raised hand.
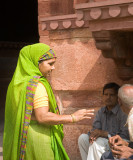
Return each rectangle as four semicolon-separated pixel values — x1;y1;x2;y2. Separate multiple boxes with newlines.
71;109;94;122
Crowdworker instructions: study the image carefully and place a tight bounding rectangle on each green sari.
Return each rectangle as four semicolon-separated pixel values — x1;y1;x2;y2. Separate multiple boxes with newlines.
3;43;70;160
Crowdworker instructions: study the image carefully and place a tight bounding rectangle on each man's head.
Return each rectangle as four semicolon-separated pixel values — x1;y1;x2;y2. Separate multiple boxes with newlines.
103;82;120;109
118;84;133;114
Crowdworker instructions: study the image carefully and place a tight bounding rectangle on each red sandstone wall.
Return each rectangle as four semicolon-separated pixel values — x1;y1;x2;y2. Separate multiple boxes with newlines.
49;32;131;160
38;1;132;159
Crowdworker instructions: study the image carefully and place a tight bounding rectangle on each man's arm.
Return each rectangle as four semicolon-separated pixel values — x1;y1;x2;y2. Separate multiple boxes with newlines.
89;109;108;143
111;145;133;159
108;135;133;159
109;135;128;147
89;129;108;144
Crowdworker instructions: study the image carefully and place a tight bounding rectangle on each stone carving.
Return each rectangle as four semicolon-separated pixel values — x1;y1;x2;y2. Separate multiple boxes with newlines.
128;3;133;15
39;0;133;79
109;6;121;17
75;20;85;27
90;8;102;19
93;31;133;80
63;21;72;29
50;21;59;30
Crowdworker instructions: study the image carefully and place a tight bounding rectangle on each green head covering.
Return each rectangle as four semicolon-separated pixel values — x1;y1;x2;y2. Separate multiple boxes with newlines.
12;43;56;83
3;43;69;160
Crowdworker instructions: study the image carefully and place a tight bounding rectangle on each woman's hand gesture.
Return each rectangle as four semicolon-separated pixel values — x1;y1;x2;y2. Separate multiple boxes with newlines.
72;109;94;122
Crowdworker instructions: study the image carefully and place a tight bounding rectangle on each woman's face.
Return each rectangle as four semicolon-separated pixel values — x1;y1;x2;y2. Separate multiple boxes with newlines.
39;58;56;77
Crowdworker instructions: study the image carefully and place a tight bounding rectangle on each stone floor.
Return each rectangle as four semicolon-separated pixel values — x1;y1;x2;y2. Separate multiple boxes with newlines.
0;122;4;160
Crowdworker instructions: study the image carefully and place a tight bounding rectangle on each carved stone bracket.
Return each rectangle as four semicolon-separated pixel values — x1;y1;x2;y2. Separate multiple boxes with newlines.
93;31;133;80
75;0;133;31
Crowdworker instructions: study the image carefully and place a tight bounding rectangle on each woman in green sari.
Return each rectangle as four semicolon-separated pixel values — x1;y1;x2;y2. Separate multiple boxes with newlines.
3;43;94;160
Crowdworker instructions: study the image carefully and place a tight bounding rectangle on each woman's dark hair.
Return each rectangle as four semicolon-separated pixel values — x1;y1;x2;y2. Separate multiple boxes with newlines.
103;82;120;95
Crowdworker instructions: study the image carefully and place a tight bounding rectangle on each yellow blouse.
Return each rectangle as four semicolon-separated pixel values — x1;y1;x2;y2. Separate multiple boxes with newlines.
33;82;49;109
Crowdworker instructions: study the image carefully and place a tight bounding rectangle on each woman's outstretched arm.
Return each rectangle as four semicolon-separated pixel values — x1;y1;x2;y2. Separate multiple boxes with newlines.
34;107;94;125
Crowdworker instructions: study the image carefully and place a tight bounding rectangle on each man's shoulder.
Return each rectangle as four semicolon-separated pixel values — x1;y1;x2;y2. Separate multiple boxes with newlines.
116;105;125;113
115;105;128;117
97;106;106;113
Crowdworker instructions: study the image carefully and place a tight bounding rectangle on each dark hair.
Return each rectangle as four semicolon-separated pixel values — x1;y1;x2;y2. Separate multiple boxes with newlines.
103;82;120;95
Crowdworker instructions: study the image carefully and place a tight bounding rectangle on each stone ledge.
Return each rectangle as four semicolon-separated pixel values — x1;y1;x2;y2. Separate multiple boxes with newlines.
75;0;133;9
49;28;92;40
39;0;133;31
76;0;133;22
39;14;89;31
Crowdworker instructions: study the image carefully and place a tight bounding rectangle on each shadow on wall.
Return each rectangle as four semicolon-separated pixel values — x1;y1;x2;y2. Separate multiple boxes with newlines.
57;53;133;160
58;54;127;115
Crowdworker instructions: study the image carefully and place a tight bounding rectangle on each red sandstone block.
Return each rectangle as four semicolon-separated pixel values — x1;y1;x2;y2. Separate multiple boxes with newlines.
39;0;74;16
49;30;71;40
48;29;92;40
74;0;89;4
38;1;51;16
50;40;122;91
71;28;92;38
63;125;92;160
49;0;74;15
39;36;50;45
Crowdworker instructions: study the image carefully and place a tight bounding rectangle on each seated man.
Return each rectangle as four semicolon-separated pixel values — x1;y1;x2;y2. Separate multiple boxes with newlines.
101;84;133;160
78;82;129;160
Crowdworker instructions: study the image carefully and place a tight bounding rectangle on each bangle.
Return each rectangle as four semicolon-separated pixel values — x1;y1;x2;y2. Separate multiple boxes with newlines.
71;114;76;123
